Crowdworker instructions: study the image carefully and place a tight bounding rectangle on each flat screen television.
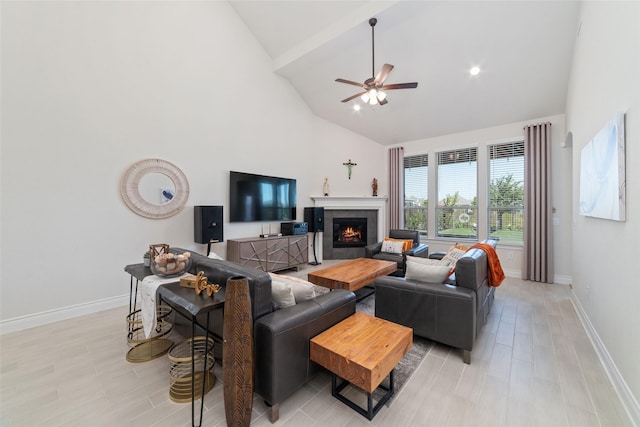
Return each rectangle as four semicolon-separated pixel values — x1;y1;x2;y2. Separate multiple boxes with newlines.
229;171;297;222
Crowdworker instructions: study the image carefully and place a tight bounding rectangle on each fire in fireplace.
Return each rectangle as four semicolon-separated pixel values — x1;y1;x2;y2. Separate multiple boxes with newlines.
333;217;367;248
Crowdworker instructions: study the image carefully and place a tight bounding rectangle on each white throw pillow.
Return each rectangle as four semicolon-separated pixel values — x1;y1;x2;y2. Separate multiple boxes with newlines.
269;273;322;303
207;251;224;260
270;280;296;308
405;255;448;266
381;240;405;254
405;259;451;283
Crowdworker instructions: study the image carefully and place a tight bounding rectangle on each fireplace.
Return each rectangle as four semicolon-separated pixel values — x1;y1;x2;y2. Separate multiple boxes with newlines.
333;217;367;248
322;210;377;259
312;196;385;261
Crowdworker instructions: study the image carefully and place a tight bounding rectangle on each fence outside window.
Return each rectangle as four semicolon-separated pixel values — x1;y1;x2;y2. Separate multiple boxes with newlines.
435;206;478;239
488;206;524;242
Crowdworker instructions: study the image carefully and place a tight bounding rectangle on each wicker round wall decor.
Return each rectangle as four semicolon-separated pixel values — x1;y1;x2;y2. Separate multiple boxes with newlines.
120;158;190;219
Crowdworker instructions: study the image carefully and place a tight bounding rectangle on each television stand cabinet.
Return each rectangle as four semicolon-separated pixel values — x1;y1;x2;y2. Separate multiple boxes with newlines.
227;235;308;272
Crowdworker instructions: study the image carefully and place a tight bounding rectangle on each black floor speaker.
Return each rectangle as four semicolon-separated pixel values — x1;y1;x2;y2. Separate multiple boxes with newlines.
194;205;224;244
304;207;324;233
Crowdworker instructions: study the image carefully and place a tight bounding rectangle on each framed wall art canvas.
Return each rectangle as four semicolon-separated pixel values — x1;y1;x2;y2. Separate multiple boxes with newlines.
579;113;626;221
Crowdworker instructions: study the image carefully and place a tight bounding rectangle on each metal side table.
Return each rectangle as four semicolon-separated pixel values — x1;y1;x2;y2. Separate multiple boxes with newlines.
158;282;225;427
123;263;174;362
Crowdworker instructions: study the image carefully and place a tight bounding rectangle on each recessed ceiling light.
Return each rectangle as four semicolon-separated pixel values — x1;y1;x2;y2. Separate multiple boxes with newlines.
470;66;481;76
353;104;361;111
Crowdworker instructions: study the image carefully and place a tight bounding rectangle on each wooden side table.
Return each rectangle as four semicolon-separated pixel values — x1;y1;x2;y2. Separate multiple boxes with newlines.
310;312;412;420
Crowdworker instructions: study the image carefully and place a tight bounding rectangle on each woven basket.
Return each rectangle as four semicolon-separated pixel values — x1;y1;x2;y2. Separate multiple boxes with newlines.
168;336;216;403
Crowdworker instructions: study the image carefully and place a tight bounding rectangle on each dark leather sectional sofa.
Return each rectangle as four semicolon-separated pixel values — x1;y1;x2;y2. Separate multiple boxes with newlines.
171;248;356;422
374;240;497;364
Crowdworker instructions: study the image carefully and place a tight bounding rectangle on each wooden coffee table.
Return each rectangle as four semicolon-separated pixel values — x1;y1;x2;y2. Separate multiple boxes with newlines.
307;258;397;291
310;312;413;420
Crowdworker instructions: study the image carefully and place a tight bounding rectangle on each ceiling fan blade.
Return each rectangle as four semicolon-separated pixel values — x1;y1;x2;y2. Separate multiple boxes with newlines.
381;82;418;90
336;78;367;89
341;91;367;103
378;96;388;106
374;64;394;85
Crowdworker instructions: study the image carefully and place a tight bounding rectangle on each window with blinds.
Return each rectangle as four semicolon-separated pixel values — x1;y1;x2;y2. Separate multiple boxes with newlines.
436;148;477;239
403;155;428;235
488;141;525;243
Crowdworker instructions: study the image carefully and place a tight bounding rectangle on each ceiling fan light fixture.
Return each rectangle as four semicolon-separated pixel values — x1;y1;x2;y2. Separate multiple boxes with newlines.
367;88;379;105
335;17;418;106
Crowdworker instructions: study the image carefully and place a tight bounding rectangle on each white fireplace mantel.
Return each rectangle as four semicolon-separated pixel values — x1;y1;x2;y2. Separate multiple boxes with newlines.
311;196;388;239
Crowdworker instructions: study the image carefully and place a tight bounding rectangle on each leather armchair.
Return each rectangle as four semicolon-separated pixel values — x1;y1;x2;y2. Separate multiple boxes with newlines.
374;240;497;364
364;229;429;277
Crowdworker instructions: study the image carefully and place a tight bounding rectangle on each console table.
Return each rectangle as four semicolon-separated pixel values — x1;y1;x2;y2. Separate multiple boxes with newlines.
227;234;308;272
157;282;225;427
124;263;224;427
123;264;174;363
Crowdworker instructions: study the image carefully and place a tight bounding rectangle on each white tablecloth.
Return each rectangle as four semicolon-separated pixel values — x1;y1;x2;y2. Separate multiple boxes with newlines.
141;273;192;338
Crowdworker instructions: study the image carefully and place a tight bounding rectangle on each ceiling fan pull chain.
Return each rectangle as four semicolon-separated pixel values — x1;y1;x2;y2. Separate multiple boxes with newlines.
371;18;376;79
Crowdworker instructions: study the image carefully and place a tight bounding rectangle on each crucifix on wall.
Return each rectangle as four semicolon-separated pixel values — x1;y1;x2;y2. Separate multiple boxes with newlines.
343;159;357;179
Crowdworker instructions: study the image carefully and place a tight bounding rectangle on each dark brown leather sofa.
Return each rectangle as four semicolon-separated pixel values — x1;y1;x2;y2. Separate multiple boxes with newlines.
373;240;497;364
170;248;356;422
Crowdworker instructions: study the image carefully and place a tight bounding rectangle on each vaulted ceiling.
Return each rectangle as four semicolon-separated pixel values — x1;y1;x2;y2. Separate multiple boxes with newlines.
229;1;581;145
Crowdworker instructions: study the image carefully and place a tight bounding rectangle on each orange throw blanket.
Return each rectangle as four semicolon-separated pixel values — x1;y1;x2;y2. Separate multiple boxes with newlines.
470;243;505;287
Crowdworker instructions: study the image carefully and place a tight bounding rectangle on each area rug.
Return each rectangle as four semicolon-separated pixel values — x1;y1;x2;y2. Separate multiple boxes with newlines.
355;292;432;404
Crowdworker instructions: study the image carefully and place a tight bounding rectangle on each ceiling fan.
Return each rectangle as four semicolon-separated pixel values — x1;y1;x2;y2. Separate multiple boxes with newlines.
336;17;418;106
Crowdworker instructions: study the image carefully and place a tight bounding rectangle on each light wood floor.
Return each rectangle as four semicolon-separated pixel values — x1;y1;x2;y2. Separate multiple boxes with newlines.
0;272;632;426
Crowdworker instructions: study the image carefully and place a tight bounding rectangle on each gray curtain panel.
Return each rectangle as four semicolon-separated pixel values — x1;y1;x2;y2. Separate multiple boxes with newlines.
523;122;554;283
389;147;404;230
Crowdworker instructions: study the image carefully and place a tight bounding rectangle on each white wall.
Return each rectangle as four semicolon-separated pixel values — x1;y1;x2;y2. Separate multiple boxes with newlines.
0;1;385;326
565;1;640;420
390;114;573;282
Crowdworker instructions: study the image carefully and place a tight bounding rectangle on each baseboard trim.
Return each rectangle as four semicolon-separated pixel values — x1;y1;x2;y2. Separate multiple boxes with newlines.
553;274;572;285
570;291;640;427
1;294;129;335
503;268;521;278
502;269;572;286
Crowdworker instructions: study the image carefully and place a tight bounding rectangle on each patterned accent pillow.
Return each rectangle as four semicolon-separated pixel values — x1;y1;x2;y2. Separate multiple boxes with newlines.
384;237;414;252
381;240;405;254
442;246;467;268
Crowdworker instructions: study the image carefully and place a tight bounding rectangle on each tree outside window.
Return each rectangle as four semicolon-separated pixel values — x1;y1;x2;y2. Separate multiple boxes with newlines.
436;148;477;239
488;142;525;243
404;155;428;236
403;142;524;243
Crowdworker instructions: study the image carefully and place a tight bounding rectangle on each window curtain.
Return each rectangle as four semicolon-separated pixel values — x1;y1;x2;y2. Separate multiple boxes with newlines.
389;147;404;230
523;123;554;283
